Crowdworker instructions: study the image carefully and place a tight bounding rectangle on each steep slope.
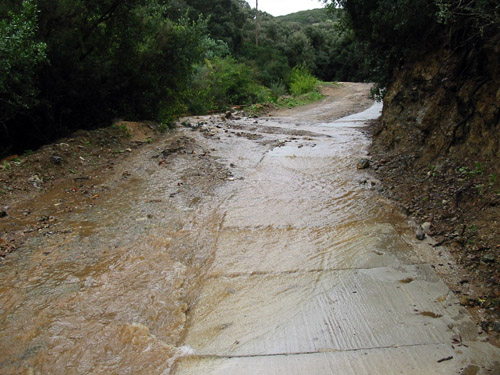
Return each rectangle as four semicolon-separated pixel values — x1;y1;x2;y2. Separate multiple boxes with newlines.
370;29;500;337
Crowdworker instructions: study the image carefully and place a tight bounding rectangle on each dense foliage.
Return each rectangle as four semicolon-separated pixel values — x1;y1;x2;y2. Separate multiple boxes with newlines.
0;0;47;124
325;0;500;96
1;0;212;154
186;56;271;114
1;0;370;155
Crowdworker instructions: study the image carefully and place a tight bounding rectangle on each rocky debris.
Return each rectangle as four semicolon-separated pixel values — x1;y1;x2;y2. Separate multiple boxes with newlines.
160;137;191;157
0;210;7;218
225;111;232;119
357;158;370;169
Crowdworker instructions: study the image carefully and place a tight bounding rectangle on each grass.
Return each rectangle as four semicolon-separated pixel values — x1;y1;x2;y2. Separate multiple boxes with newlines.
112;123;131;138
244;90;324;116
459;162;484;178
276;91;323;108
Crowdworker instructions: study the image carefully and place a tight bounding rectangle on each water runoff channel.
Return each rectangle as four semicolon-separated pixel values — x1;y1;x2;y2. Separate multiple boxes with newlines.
172;102;500;374
1;85;499;374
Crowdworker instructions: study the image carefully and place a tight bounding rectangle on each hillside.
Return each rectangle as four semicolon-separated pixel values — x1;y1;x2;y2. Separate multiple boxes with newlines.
276;8;332;25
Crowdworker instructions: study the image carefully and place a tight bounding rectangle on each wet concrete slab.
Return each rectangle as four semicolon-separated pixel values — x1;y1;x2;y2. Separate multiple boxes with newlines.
171;101;500;374
209;223;419;276
175;342;500;375
183;264;477;356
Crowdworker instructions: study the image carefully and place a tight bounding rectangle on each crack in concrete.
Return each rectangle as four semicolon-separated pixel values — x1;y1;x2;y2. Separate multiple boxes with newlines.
181;341;469;360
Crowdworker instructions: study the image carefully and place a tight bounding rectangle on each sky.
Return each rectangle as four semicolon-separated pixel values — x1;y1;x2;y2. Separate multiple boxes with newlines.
252;0;325;17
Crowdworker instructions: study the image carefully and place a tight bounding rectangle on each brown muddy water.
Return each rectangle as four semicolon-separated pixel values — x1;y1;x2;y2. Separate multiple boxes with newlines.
1;83;499;374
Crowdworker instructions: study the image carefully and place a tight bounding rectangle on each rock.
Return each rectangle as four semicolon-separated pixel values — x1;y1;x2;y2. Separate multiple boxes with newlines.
225;111;232;119
482;253;496;263
51;155;63;165
357;158;370;169
421;222;432;234
28;175;42;189
416;229;425;240
0;210;7;218
493;321;500;332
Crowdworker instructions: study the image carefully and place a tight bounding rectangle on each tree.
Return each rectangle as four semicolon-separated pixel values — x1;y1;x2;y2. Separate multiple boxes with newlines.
0;0;208;153
325;0;440;95
0;0;47;125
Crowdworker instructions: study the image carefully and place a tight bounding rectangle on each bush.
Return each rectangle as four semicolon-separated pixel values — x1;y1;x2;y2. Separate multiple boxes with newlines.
327;0;440;96
269;79;288;99
0;0;47;124
0;0;208;154
288;65;319;96
237;42;291;87
186;56;271;114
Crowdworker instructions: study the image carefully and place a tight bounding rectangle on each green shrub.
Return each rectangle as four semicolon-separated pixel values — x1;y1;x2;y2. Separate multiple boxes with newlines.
0;0;47;123
186;56;271;114
269;79;288;99
288;65;319;96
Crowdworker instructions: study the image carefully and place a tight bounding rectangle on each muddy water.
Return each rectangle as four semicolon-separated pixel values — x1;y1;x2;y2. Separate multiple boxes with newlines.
0;137;227;374
1;83;499;374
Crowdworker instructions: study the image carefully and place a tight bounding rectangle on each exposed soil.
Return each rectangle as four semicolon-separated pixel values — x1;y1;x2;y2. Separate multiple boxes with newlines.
272;82;374;121
364;36;500;343
0;121;161;258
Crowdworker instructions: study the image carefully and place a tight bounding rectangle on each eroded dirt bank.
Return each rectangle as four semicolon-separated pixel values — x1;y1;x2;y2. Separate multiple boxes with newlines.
368;36;500;338
1;83;499;374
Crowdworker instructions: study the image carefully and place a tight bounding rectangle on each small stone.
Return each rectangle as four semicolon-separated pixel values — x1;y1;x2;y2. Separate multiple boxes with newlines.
482;253;496;263
416;229;425;241
421;222;432;234
0;210;7;218
357;158;370;169
28;175;42;188
225;111;232;119
51;155;63;165
493;321;500;332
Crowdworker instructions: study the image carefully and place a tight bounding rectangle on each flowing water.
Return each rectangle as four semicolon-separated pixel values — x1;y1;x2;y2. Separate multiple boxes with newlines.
1;83;499;374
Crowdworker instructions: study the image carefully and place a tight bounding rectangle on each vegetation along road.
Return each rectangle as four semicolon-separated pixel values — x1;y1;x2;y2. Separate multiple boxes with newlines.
1;84;499;374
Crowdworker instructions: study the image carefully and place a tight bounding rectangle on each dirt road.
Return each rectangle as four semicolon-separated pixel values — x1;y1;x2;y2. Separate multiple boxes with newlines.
1;83;499;374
